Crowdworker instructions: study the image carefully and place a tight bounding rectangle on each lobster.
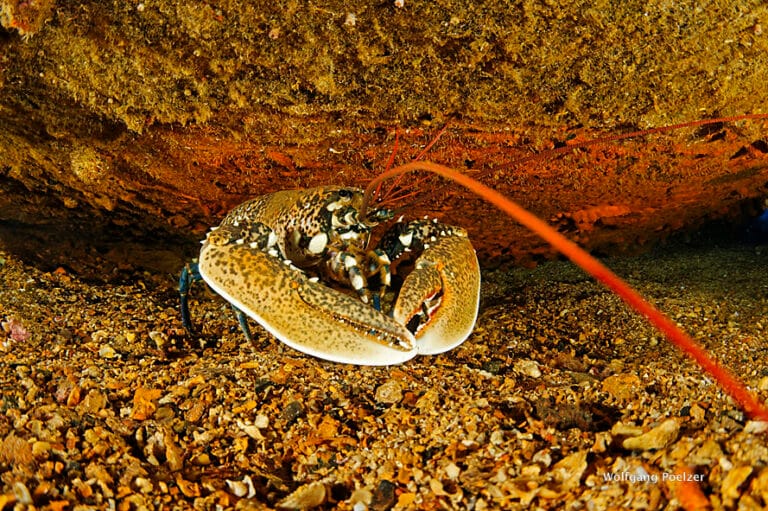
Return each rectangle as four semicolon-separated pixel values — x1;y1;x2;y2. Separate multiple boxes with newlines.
179;186;480;365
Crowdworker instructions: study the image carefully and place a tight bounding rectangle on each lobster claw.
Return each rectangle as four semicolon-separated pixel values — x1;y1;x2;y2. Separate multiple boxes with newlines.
198;241;419;365
393;229;481;354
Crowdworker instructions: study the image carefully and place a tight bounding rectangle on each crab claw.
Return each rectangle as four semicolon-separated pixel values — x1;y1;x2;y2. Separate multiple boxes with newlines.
198;241;418;365
393;229;481;354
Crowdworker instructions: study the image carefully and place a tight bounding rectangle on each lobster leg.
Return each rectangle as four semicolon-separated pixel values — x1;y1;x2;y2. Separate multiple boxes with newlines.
179;260;253;341
232;306;253;342
179;261;199;333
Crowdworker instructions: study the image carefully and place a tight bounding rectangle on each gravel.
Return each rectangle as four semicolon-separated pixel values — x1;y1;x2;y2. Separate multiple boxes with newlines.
1;241;767;509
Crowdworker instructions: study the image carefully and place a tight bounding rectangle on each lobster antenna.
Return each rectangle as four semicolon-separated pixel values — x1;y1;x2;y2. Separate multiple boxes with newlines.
371;125;451;211
363;161;768;421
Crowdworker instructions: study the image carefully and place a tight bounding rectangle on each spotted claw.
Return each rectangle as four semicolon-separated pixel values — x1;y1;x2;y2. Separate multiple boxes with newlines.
198;240;419;365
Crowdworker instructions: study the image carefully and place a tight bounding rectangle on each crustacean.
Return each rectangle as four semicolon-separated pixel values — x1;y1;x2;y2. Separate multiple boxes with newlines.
180;186;480;365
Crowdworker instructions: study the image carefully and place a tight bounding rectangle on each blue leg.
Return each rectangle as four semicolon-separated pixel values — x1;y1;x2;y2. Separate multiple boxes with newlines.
180;260;253;341
179;261;202;332
232;306;253;342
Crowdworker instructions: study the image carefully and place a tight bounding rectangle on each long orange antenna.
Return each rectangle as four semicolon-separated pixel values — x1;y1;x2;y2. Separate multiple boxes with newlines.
363;161;768;421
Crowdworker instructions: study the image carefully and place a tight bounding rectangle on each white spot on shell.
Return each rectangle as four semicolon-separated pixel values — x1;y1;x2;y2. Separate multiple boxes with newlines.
267;231;278;247
399;231;413;247
235;238;245;245
351;274;364;290
344;256;358;270
308;233;328;254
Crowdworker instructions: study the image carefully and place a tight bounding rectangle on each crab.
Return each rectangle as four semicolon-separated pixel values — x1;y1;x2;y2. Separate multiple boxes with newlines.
179;186;481;365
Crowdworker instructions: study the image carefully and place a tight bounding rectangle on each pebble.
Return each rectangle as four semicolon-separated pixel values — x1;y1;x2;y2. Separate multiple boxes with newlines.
134;477;153;494
226;475;256;498
370;480;396;511
444;462;461;479
77;390;107;415
688;438;724;466
31;440;51;457
281;401;305;422
277;481;327;510
149;331;167;349
13;482;32;505
720;465;753;506
601;373;641;402
349;488;373;508
254;413;270;428
237;419;265;440
622;419;680;451
375;379;403;404
98;344;118;359
552;450;588;491
191;453;211;466
744;420;768;434
514;359;542;378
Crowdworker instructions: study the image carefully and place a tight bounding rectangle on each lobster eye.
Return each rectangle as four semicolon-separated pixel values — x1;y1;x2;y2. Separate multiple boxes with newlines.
370;208;394;222
338;189;352;199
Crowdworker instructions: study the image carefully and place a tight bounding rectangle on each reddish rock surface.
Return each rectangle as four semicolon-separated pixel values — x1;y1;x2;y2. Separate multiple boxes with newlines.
1;1;767;275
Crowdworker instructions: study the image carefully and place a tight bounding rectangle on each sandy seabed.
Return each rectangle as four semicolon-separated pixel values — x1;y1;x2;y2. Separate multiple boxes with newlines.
1;239;767;510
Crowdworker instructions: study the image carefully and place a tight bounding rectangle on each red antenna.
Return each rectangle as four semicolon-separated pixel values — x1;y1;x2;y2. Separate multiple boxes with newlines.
368;125;450;213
